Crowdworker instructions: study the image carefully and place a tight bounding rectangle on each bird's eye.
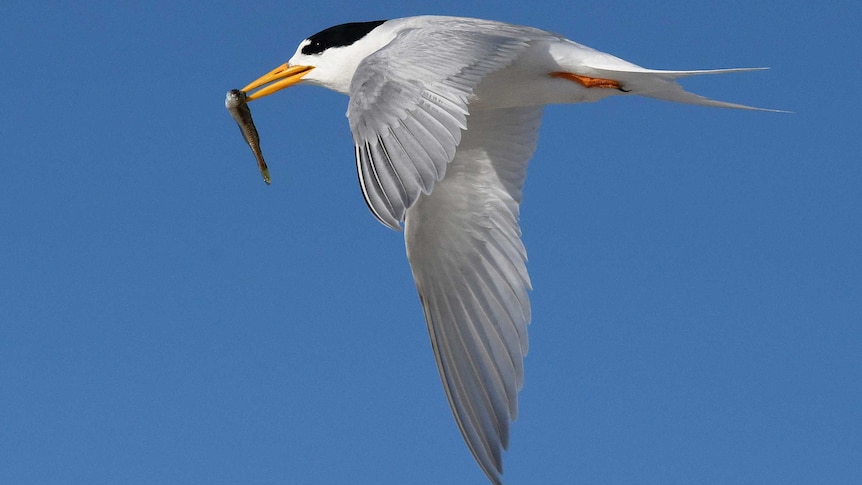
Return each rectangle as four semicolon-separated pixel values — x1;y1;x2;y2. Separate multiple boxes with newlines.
301;40;324;56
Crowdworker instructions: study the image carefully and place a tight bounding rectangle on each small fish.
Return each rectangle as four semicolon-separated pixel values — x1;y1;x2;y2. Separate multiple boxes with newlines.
225;89;270;185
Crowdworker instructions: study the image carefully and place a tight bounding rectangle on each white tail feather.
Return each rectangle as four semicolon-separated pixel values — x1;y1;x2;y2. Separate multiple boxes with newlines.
589;66;786;112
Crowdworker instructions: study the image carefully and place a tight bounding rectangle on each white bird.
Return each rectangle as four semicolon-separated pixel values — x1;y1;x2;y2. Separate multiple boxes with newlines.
238;15;775;484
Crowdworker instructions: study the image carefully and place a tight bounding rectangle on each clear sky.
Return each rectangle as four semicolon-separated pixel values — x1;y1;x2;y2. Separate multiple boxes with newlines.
2;1;859;484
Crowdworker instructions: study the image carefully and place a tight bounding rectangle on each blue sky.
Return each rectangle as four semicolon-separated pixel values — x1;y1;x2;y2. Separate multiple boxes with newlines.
2;1;860;484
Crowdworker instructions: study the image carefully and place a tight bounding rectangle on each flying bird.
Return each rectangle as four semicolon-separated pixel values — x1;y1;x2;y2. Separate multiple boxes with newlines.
237;15;775;484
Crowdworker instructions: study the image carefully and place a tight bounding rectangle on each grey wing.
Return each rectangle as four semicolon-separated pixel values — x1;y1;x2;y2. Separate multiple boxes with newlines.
348;25;534;230
404;106;543;484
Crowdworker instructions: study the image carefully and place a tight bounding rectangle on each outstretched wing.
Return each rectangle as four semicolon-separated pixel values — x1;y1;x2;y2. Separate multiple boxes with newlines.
404;106;543;484
348;21;537;229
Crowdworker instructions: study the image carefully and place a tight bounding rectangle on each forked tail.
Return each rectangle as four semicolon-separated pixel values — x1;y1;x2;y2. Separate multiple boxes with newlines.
587;65;786;112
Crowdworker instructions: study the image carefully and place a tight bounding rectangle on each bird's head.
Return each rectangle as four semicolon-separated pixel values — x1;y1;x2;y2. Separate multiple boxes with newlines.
242;20;391;99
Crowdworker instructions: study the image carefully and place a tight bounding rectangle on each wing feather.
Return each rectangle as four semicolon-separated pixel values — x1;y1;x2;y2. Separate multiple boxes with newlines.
356;143;399;228
405;106;543;484
384;125;437;193
348;23;539;228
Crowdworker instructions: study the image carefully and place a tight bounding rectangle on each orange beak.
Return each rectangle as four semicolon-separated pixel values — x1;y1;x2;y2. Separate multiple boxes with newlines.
242;63;314;101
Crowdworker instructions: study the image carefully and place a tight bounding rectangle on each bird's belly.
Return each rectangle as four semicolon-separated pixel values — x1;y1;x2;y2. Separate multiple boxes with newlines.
469;40;621;109
470;72;580;108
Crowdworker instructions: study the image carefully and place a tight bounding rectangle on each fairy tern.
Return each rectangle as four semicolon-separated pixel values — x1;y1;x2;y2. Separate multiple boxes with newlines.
237;15;776;484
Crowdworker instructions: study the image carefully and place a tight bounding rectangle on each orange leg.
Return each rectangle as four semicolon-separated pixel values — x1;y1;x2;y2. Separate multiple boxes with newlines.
550;72;628;91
